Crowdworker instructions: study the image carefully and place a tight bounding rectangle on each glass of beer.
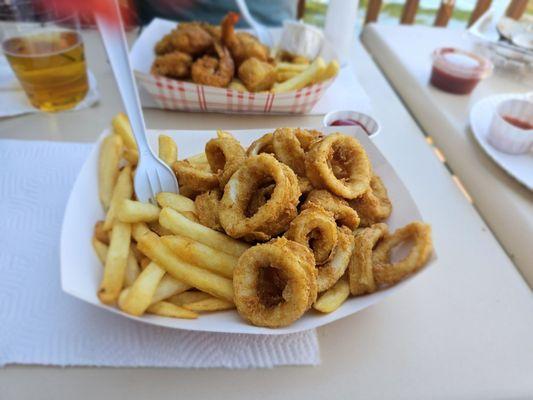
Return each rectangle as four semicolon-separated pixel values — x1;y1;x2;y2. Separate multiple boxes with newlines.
1;4;89;112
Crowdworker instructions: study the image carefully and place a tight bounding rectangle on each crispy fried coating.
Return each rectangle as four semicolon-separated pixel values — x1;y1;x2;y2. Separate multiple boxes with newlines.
238;57;276;92
151;51;192;79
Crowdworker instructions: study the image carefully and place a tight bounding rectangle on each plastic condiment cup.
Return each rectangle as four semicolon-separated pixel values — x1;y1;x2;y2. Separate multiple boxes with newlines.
487;98;533;154
430;47;493;95
323;110;380;138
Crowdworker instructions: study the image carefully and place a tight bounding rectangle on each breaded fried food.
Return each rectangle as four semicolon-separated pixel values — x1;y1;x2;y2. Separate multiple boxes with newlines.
151;51;193;79
238;57;276;92
221;12;269;66
154;24;213;57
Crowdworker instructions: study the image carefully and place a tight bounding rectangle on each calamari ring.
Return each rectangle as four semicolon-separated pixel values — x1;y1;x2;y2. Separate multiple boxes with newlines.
349;175;392;227
285;206;338;266
246;133;274;156
194;189;223;231
348;223;388;296
305;133;371;199
173;160;218;192
233;238;315;328
302;189;360;230
272;128;323;176
283;239;318;308
297;176;314;195
205;131;246;189
219;154;301;241
317;226;355;292
246;184;274;217
372;222;432;286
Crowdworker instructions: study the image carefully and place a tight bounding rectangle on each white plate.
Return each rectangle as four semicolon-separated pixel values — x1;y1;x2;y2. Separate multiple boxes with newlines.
60;126;434;335
470;93;533;191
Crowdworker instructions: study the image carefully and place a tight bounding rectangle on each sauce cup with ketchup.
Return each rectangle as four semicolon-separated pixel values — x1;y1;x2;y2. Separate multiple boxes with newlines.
430;48;493;95
323;110;380;138
487;98;533;154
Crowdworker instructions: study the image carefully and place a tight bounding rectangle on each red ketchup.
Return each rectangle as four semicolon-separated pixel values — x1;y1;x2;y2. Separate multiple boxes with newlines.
430;48;492;95
330;119;371;135
502;115;533;130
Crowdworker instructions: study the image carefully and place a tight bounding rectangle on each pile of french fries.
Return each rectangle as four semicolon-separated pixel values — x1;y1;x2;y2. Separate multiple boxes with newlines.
92;114;357;324
93;113;250;320
228;56;339;94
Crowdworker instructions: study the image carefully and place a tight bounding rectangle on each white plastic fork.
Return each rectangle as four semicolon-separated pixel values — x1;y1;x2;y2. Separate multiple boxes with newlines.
234;0;273;47
96;1;178;204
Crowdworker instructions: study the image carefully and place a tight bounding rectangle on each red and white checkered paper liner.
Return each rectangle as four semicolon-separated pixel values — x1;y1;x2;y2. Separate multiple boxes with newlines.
136;72;335;114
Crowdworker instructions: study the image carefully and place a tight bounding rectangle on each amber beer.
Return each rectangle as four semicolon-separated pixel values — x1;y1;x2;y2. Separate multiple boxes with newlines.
3;30;88;112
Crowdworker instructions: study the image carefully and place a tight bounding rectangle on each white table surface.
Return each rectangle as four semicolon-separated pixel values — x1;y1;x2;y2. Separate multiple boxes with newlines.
1;29;533;400
361;24;533;287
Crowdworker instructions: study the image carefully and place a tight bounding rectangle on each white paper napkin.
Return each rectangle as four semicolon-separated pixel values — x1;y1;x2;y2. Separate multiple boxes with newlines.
0;139;320;368
0;56;100;118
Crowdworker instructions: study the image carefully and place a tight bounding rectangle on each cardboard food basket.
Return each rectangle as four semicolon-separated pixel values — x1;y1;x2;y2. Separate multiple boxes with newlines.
130;18;338;114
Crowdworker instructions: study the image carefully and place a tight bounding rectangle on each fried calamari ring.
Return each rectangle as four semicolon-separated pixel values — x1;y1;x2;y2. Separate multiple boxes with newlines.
205;130;246;189
298;176;314;195
305;133;371;199
173;160;218;192
302;189;360;230
246;133;274;156
348;223;388;296
283;238;318;309
219;154;301;241
272;128;322;176
349;175;392;227
246;184;274;217
233;238;316;328
285;206;338;266
194;189;223;231
316;226;355;292
372;222;432;286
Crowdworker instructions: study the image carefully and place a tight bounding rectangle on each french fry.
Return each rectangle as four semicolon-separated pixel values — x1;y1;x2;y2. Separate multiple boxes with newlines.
137;231;234;302
147;301;198;319
159;207;249;257
92;237;108;264
112;112;138;158
140;256;151;269
119;261;166;316
316;60;340;83
98;133;123;210
98;221;131;304
186;152;208;165
271;57;326;93
183;297;235;312
181;211;200;223
103;166;133;231
94;221;109;244
228;79;248;92
158;134;178;166
274;62;308;72
161;235;236;278
276;70;299;83
313;276;350;313
123;148;138;166
156;192;196;213
131;222;151;242
117;199;161;223
151;274;191;304
125;248;141;287
169;290;212;306
147;221;173;236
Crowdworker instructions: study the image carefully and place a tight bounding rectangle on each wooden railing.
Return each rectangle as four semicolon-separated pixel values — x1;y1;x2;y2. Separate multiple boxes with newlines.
297;0;529;28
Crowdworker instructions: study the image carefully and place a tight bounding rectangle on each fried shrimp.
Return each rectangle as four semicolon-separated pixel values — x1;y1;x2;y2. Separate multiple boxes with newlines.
205;130;246;189
302;189;360;230
305;133;371;199
191;43;235;88
221;12;269;66
219;154;301;241
349;175;392;227
155;24;214;56
151;51;192;80
233;238;316;328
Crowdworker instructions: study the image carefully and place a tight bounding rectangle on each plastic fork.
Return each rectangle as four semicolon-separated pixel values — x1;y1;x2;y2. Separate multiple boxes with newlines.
95;1;178;204
234;0;273;47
